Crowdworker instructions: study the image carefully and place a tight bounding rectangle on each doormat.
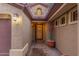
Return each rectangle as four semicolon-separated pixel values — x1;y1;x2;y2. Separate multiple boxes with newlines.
30;48;46;56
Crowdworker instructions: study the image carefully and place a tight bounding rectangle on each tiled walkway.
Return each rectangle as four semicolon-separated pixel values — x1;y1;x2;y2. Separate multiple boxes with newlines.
27;43;62;56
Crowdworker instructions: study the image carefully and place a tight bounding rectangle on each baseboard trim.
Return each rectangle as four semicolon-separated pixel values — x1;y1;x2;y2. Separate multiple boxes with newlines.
26;40;32;56
10;43;29;56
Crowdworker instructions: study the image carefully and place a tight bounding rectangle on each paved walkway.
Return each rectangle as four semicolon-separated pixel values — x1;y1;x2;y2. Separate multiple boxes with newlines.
27;43;62;56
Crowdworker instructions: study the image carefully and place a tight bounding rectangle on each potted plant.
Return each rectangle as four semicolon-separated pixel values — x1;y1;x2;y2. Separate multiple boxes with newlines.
47;33;56;48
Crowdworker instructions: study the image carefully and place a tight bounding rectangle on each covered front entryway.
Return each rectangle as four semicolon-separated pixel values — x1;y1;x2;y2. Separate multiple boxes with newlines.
28;22;62;56
0;14;11;56
0;3;77;56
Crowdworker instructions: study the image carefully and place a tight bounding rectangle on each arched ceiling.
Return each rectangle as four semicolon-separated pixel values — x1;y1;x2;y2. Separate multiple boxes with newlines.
8;3;63;21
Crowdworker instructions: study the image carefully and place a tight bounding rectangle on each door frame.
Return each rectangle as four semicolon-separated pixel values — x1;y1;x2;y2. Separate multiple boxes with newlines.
35;23;44;42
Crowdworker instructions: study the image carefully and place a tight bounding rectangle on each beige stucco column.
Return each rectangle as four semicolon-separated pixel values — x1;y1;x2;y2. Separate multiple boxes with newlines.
11;16;23;49
10;15;24;56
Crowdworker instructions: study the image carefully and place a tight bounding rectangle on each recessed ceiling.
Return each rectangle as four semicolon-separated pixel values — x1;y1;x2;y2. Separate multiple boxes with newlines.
25;3;54;19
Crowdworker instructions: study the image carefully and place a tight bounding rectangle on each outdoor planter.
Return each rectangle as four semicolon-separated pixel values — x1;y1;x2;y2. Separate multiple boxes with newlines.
47;40;55;48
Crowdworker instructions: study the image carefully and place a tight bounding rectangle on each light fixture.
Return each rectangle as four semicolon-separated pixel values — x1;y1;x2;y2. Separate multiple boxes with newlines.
12;13;22;25
13;13;19;21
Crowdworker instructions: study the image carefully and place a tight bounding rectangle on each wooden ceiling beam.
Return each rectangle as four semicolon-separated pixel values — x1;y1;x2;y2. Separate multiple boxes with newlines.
46;3;63;20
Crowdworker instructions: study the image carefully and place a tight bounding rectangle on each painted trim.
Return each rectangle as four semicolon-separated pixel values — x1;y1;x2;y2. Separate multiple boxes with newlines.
10;43;29;56
0;14;11;19
68;7;78;25
32;21;47;23
48;4;67;21
48;4;77;22
68;21;78;25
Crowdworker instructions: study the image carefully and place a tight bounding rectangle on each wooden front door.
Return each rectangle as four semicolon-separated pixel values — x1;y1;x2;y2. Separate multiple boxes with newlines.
35;24;43;42
0;19;11;56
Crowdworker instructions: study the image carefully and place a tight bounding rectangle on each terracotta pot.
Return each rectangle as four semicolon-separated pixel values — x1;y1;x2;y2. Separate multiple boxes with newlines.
47;40;55;47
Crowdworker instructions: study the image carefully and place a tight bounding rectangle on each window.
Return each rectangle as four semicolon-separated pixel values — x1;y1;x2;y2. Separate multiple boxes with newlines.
56;21;58;26
35;8;42;16
59;15;66;26
72;10;77;21
60;17;65;24
54;20;59;27
69;7;77;24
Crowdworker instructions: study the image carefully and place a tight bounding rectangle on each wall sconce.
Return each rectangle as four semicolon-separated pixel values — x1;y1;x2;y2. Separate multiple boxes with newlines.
13;13;19;20
13;13;22;25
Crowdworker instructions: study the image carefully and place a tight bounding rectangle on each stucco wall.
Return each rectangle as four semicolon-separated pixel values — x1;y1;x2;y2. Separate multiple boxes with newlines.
54;23;77;56
51;4;78;56
0;3;32;55
44;23;49;42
